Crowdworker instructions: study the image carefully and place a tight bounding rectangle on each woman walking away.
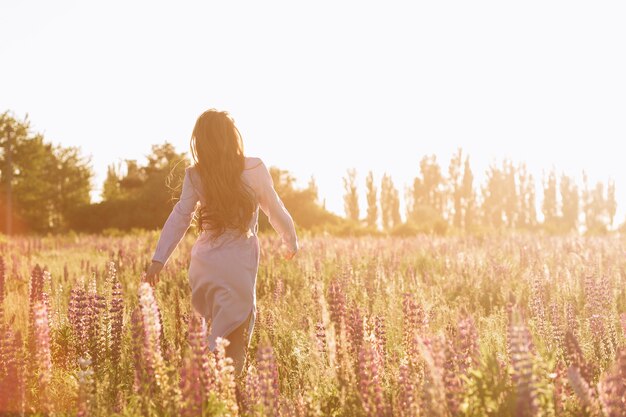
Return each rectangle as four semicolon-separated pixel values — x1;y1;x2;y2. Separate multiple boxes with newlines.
145;109;299;376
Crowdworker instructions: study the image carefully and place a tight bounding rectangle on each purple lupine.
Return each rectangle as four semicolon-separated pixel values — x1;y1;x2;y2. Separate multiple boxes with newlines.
314;321;327;355
357;330;389;417
86;288;107;371
256;343;280;415
444;335;461;415
327;278;347;330
456;313;479;375
402;293;427;368
564;331;594;383
374;314;387;370
69;284;89;359
240;363;261;415
347;303;364;357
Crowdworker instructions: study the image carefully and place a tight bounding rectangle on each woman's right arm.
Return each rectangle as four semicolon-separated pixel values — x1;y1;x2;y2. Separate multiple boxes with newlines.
255;160;299;257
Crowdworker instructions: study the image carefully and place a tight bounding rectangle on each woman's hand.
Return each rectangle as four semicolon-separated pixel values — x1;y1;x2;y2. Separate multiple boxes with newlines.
284;242;299;260
145;260;164;286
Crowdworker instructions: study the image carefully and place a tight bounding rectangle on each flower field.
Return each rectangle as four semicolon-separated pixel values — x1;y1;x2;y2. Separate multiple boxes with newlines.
1;232;626;416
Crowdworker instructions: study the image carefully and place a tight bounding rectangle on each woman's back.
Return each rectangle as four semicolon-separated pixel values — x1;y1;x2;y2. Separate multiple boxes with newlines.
152;156;298;266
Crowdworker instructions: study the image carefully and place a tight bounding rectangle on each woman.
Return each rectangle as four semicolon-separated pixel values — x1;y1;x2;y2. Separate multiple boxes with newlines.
145;109;299;376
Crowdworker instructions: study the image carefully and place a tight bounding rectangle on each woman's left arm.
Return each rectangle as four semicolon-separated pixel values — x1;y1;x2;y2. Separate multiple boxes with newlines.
150;166;200;267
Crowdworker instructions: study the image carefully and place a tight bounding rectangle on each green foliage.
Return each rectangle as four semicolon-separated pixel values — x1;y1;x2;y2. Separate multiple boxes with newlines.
0;111;93;233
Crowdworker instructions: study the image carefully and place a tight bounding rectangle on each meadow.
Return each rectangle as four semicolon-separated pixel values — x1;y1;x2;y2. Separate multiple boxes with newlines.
1;231;626;416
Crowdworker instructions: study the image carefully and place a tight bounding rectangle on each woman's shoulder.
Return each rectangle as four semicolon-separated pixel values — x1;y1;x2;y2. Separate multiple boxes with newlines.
244;156;264;171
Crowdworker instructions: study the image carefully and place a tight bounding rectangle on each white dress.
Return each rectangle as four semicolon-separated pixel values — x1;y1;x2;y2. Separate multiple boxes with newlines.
151;156;298;351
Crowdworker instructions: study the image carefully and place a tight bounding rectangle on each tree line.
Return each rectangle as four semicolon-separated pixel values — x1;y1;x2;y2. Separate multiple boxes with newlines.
342;149;618;235
0;111;621;236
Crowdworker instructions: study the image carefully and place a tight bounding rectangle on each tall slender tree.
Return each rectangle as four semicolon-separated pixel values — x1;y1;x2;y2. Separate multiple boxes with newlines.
365;171;378;229
343;168;360;222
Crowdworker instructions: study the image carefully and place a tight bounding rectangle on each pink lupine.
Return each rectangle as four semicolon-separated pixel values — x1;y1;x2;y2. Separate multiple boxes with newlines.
507;321;537;417
33;301;52;413
396;357;418;417
0;255;5;306
597;368;623;417
179;313;211;416
417;334;446;417
213;337;239;415
567;365;601;415
137;282;168;392
0;328;25;415
76;355;95;417
109;274;124;375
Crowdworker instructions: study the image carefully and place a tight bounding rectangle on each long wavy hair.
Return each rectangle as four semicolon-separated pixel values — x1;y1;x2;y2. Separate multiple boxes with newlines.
189;110;255;240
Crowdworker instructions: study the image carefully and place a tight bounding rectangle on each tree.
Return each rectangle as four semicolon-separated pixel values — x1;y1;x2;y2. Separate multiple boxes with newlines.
380;173;400;231
607;179;617;228
0;111;93;233
560;174;579;233
365;171;378;229
517;163;537;229
542;169;558;229
448;149;463;229
343;168;359;222
461;156;475;230
481;162;506;228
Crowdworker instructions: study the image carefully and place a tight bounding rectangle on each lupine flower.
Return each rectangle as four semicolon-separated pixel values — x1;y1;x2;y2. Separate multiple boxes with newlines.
507;320;537;417
328;278;347;329
214;337;239;416
417;334;446;417
240;363;261;415
109;273;124;376
0;329;25;415
396;357;418;417
0;255;5;306
564;331;593;383
357;328;389;417
33;301;52;413
179;313;211;416
597;367;623;417
256;342;280;415
567;365;601;415
137;282;168;393
314;321;327;356
76;355;95;417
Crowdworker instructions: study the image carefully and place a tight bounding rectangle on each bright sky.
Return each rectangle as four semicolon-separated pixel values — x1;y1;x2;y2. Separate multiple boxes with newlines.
2;1;625;223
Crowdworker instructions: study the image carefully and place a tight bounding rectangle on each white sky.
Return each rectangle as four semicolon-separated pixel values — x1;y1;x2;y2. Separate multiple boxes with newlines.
2;1;625;223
